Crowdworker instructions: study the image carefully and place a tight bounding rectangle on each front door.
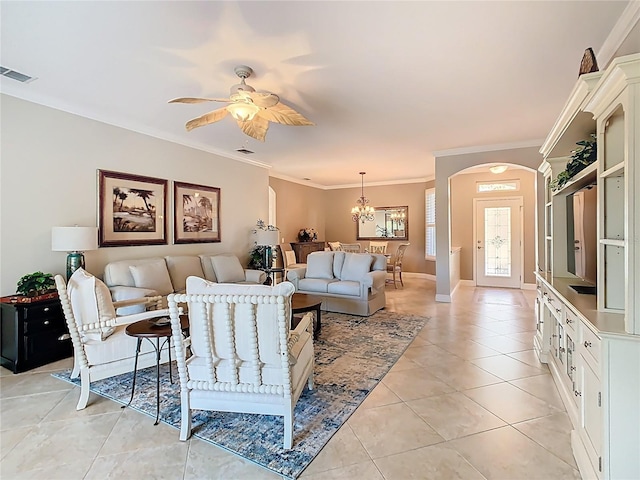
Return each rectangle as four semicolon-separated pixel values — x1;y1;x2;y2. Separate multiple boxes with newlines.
475;197;523;288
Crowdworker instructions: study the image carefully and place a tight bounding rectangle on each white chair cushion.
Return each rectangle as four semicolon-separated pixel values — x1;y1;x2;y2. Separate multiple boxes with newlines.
209;255;245;283
306;252;335;279
129;260;174;295
83;325;156;365
298;278;335;293
340;253;373;281
67;268;116;342
165;256;205;292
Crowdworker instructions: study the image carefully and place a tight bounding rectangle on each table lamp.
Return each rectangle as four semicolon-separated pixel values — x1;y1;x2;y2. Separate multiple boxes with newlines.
52;226;99;279
255;229;280;284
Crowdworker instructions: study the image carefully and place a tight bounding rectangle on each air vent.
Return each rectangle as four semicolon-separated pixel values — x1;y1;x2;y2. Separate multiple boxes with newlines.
0;66;36;83
236;148;254;155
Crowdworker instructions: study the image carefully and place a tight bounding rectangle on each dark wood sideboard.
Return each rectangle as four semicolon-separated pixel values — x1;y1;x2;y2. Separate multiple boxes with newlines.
290;241;325;263
0;298;72;373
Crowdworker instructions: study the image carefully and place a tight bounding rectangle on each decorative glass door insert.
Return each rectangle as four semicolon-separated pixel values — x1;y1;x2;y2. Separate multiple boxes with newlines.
484;207;511;277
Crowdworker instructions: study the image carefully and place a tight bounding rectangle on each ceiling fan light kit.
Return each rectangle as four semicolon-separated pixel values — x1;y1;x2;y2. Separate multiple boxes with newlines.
169;65;313;142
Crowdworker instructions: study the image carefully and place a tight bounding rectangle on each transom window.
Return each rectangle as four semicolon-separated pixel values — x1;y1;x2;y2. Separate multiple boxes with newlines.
477;180;520;193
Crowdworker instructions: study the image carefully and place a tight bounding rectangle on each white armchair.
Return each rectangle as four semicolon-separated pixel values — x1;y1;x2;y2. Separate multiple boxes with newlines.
168;277;314;449
55;268;171;410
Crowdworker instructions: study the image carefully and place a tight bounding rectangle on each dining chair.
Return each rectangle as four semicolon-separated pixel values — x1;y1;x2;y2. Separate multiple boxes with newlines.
368;241;388;254
387;243;409;288
283;249;306;277
340;243;362;253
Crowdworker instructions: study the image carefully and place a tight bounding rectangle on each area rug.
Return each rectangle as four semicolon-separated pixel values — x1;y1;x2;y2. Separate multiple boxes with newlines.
53;310;428;479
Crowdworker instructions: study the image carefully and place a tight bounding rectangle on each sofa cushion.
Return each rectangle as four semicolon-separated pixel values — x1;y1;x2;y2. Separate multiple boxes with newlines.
67;268;116;342
333;251;346;278
340;253;373;281
210;255;245;283
328;280;360;296
306;252;335;279
165;256;205;292
129;260;174;295
371;254;388;271
298;278;335;293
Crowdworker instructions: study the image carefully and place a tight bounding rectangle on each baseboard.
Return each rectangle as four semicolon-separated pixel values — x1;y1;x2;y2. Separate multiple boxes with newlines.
459;280;475;287
435;293;451;303
402;272;436;281
522;283;536;290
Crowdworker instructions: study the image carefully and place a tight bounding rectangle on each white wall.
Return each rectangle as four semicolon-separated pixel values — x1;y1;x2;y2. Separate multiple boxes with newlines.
0;95;269;295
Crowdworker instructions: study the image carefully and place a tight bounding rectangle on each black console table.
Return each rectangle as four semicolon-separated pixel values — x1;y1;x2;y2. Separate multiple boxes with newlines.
0;298;72;373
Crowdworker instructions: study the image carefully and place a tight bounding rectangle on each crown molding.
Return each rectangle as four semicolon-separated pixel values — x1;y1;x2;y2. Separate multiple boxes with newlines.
432;139;544;158
597;0;640;68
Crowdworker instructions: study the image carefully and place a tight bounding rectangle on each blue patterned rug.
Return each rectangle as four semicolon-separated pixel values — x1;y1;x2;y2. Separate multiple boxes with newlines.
52;310;428;478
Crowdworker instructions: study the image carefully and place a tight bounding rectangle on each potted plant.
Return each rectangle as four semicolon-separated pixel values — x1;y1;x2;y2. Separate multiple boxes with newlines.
16;272;55;296
550;134;597;191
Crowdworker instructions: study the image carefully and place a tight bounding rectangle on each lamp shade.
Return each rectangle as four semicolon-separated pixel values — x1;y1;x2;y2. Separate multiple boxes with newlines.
255;229;280;246
52;226;98;252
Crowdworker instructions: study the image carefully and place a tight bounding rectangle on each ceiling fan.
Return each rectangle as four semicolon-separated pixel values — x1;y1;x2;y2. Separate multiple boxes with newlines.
169;65;313;142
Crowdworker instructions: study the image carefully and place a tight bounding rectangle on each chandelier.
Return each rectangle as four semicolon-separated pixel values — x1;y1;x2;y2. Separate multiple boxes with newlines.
351;172;375;223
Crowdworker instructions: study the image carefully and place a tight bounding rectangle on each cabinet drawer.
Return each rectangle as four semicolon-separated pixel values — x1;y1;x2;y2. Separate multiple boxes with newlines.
543;287;563;320
23;311;66;335
580;323;601;368
564;307;578;335
22;301;62;321
24;329;72;366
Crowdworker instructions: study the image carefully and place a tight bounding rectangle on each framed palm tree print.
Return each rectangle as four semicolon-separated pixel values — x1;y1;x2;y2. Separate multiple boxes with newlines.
98;170;168;246
173;181;221;244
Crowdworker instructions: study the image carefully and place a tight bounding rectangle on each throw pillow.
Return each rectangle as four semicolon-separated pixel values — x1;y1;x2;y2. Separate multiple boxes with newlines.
340;253;373;281
305;252;335;279
210;255;245;283
165;256;205;292
67;268;116;341
129;260;174;295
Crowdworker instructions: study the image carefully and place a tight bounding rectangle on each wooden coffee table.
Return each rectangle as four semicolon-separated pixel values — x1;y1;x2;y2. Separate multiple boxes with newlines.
292;293;322;339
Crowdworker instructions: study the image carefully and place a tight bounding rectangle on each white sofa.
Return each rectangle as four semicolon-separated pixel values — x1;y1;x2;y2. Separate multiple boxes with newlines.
286;251;387;316
103;254;266;312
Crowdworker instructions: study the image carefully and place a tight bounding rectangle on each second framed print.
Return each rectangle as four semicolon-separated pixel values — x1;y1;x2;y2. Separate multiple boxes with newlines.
174;181;221;244
99;170;168;247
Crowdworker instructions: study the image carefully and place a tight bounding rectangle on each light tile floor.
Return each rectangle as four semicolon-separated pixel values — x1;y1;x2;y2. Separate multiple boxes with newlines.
0;278;581;479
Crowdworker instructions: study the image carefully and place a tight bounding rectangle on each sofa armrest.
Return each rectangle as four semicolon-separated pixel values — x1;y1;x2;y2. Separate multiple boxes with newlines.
361;270;387;294
286;267;307;281
244;269;267;284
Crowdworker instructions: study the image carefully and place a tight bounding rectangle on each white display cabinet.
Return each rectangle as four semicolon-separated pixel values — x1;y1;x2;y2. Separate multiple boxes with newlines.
535;54;640;480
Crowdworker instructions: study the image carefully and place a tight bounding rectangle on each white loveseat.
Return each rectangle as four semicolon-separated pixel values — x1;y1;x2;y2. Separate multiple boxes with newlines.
103;254;266;312
286;251;387;316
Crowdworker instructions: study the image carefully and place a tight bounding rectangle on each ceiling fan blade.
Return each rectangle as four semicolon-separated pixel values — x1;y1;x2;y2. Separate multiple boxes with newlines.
169;97;231;104
238;115;269;142
247;92;280;108
185;107;229;131
258;103;314;126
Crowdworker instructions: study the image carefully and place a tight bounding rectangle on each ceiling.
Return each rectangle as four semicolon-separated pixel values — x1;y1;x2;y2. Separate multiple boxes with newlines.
0;1;634;188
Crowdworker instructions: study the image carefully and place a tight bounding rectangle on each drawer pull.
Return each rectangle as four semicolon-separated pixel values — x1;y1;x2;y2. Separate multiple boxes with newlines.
555;308;561;314
566;318;573;324
574;390;582;397
570;366;576;371
43;320;50;325
547;297;554;303
43;307;50;312
559;347;565;353
58;333;71;341
584;341;592;348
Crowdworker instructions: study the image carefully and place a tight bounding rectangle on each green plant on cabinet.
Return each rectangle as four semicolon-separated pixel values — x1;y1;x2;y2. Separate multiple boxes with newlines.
549;134;597;191
16;272;55;296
